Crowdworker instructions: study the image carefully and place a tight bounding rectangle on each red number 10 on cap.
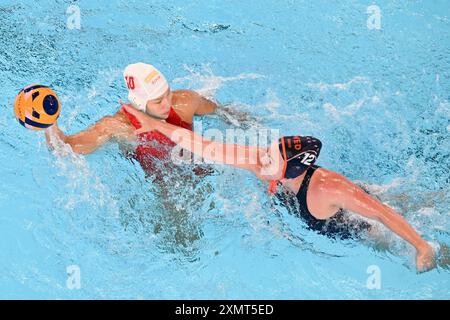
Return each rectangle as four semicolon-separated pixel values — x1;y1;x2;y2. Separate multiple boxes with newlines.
125;76;135;90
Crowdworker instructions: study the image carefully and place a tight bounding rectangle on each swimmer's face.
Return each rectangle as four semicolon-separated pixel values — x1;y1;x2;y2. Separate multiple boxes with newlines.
257;141;284;181
145;88;172;119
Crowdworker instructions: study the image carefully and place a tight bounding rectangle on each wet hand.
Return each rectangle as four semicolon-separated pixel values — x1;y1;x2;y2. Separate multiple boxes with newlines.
416;243;436;273
120;102;157;135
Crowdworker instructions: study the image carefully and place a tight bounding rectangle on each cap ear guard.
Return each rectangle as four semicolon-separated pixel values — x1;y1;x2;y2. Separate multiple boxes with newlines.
128;91;147;112
281;136;321;179
268;136;322;194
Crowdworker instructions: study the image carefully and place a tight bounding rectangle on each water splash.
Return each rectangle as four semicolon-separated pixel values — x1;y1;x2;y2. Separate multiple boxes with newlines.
173;64;264;98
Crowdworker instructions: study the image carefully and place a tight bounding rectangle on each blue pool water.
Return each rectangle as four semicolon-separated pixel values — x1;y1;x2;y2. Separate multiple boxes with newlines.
1;0;449;299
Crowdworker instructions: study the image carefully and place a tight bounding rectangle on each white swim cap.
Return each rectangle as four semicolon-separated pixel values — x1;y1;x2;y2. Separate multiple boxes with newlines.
123;63;169;112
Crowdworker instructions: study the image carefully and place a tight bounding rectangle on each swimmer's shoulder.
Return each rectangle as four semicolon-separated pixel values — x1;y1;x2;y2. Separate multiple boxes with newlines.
172;89;197;101
307;168;349;218
172;89;216;109
173;89;217;118
171;89;199;121
171;89;197;110
310;167;346;190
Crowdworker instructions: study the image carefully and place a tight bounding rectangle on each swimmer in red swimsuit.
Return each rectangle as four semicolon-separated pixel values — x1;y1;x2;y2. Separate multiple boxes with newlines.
45;62;217;172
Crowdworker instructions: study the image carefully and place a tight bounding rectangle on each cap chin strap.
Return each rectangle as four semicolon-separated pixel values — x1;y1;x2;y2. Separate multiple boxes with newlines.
268;137;287;194
268;180;279;194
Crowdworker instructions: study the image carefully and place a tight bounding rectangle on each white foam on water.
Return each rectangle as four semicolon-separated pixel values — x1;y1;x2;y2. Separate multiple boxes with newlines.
172;66;307;131
418;207;436;217
98;67;122;87
261;89;281;114
62;68;122;129
173;64;264;99
405;157;422;185
358;177;404;194
84;67;123;100
45;129;119;216
356;171;448;246
371;95;381;104
323;97;367;119
58;94;81;129
433;15;449;23
435;97;450;117
306;76;371;91
213;104;245;127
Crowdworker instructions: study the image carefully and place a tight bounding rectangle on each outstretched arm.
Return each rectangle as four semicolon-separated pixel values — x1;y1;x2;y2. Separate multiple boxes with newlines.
121;104;262;174
326;172;435;272
45;114;132;154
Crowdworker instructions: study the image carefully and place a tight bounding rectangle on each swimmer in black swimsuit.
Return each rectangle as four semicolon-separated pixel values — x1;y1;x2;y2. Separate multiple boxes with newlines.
121;104;437;273
269;137;371;240
277;165;372;240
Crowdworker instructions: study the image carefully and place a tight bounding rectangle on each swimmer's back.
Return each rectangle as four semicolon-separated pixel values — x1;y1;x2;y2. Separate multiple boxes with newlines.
278;166;372;240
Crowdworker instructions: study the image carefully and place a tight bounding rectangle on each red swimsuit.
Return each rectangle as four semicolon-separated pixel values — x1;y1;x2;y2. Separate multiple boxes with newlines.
121;107;193;172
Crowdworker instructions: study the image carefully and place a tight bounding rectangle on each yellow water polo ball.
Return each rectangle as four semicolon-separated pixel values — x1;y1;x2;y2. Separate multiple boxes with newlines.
14;84;61;130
